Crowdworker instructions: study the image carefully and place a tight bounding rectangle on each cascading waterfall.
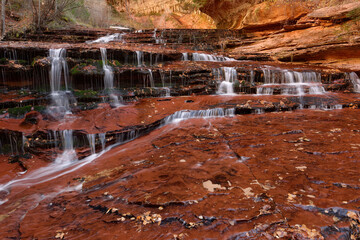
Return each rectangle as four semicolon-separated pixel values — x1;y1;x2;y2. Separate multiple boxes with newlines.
160;70;166;87
164;87;171;97
55;130;77;164
257;69;325;95
349;72;360;93
87;33;126;44
87;133;108;154
48;48;74;117
99;133;106;151
192;53;235;62
100;48;122;107
160;70;171;97
136;51;143;67
217;67;237;95
164;108;235;124
250;70;255;85
100;48;114;90
153;29;165;44
148;69;155;88
182;53;189;61
87;134;96;154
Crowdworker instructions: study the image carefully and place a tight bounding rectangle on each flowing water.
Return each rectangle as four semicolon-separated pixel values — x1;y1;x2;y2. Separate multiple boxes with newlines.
148;69;155;88
349;72;360;93
257;68;326;95
47;48;74;117
182;53;189;61
87;134;96;155
164;108;235;124
87;33;126;44
136;50;143;67
100;48;122;107
1;29;359;238
217;67;237;95
192;53;235;62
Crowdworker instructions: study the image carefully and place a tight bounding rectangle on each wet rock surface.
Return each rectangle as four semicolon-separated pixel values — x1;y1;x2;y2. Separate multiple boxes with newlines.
0;28;360;239
1;107;360;239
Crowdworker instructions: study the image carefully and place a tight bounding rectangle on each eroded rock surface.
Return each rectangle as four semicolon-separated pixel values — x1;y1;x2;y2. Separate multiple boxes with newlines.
0;25;360;239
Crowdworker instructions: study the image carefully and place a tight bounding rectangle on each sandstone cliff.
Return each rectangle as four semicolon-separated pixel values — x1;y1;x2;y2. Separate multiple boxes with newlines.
106;0;216;29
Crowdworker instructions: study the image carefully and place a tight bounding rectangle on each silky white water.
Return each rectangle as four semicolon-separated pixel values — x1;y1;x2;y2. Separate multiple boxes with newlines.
100;48;122;107
48;48;74;117
192;52;235;62
257;69;325;95
217;67;237;95
164;108;235;124
87;33;126;44
349;72;360;93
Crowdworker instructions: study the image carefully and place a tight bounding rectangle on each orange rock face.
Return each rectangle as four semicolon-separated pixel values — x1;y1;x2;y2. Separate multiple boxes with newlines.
0;24;360;239
1;104;360;239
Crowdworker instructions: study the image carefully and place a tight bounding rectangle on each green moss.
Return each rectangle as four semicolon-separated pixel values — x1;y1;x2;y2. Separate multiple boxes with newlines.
149;12;162;16
113;60;122;67
192;0;207;8
347;7;360;20
74;90;98;98
0;58;8;64
70;65;82;75
31;56;42;67
7;106;31;117
7;105;45;118
16;60;28;66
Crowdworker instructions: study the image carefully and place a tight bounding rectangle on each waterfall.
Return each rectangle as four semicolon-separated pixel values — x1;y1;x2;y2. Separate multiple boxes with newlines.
257;69;325;95
55;130;77;164
136;51;143;67
87;33;125;44
99;133;106;151
100;48;114;90
153;29;165;44
160;70;165;87
160;70;171;96
192;53;235;62
250;70;255;85
217;67;237;95
164;108;235;124
164;87;171;97
182;53;189;61
100;48;122;107
349;72;360;93
50;49;69;92
87;134;96;154
148;69;155;88
48;48;74;117
116;130;138;143
22;133;27;154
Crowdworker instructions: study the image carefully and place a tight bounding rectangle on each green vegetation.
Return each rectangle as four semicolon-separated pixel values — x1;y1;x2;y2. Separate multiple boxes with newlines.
70;65;83;75
0;58;8;64
63;0;92;28
31;57;42;67
7;105;45;118
347;7;360;21
70;59;123;76
74;90;98;98
192;0;208;8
